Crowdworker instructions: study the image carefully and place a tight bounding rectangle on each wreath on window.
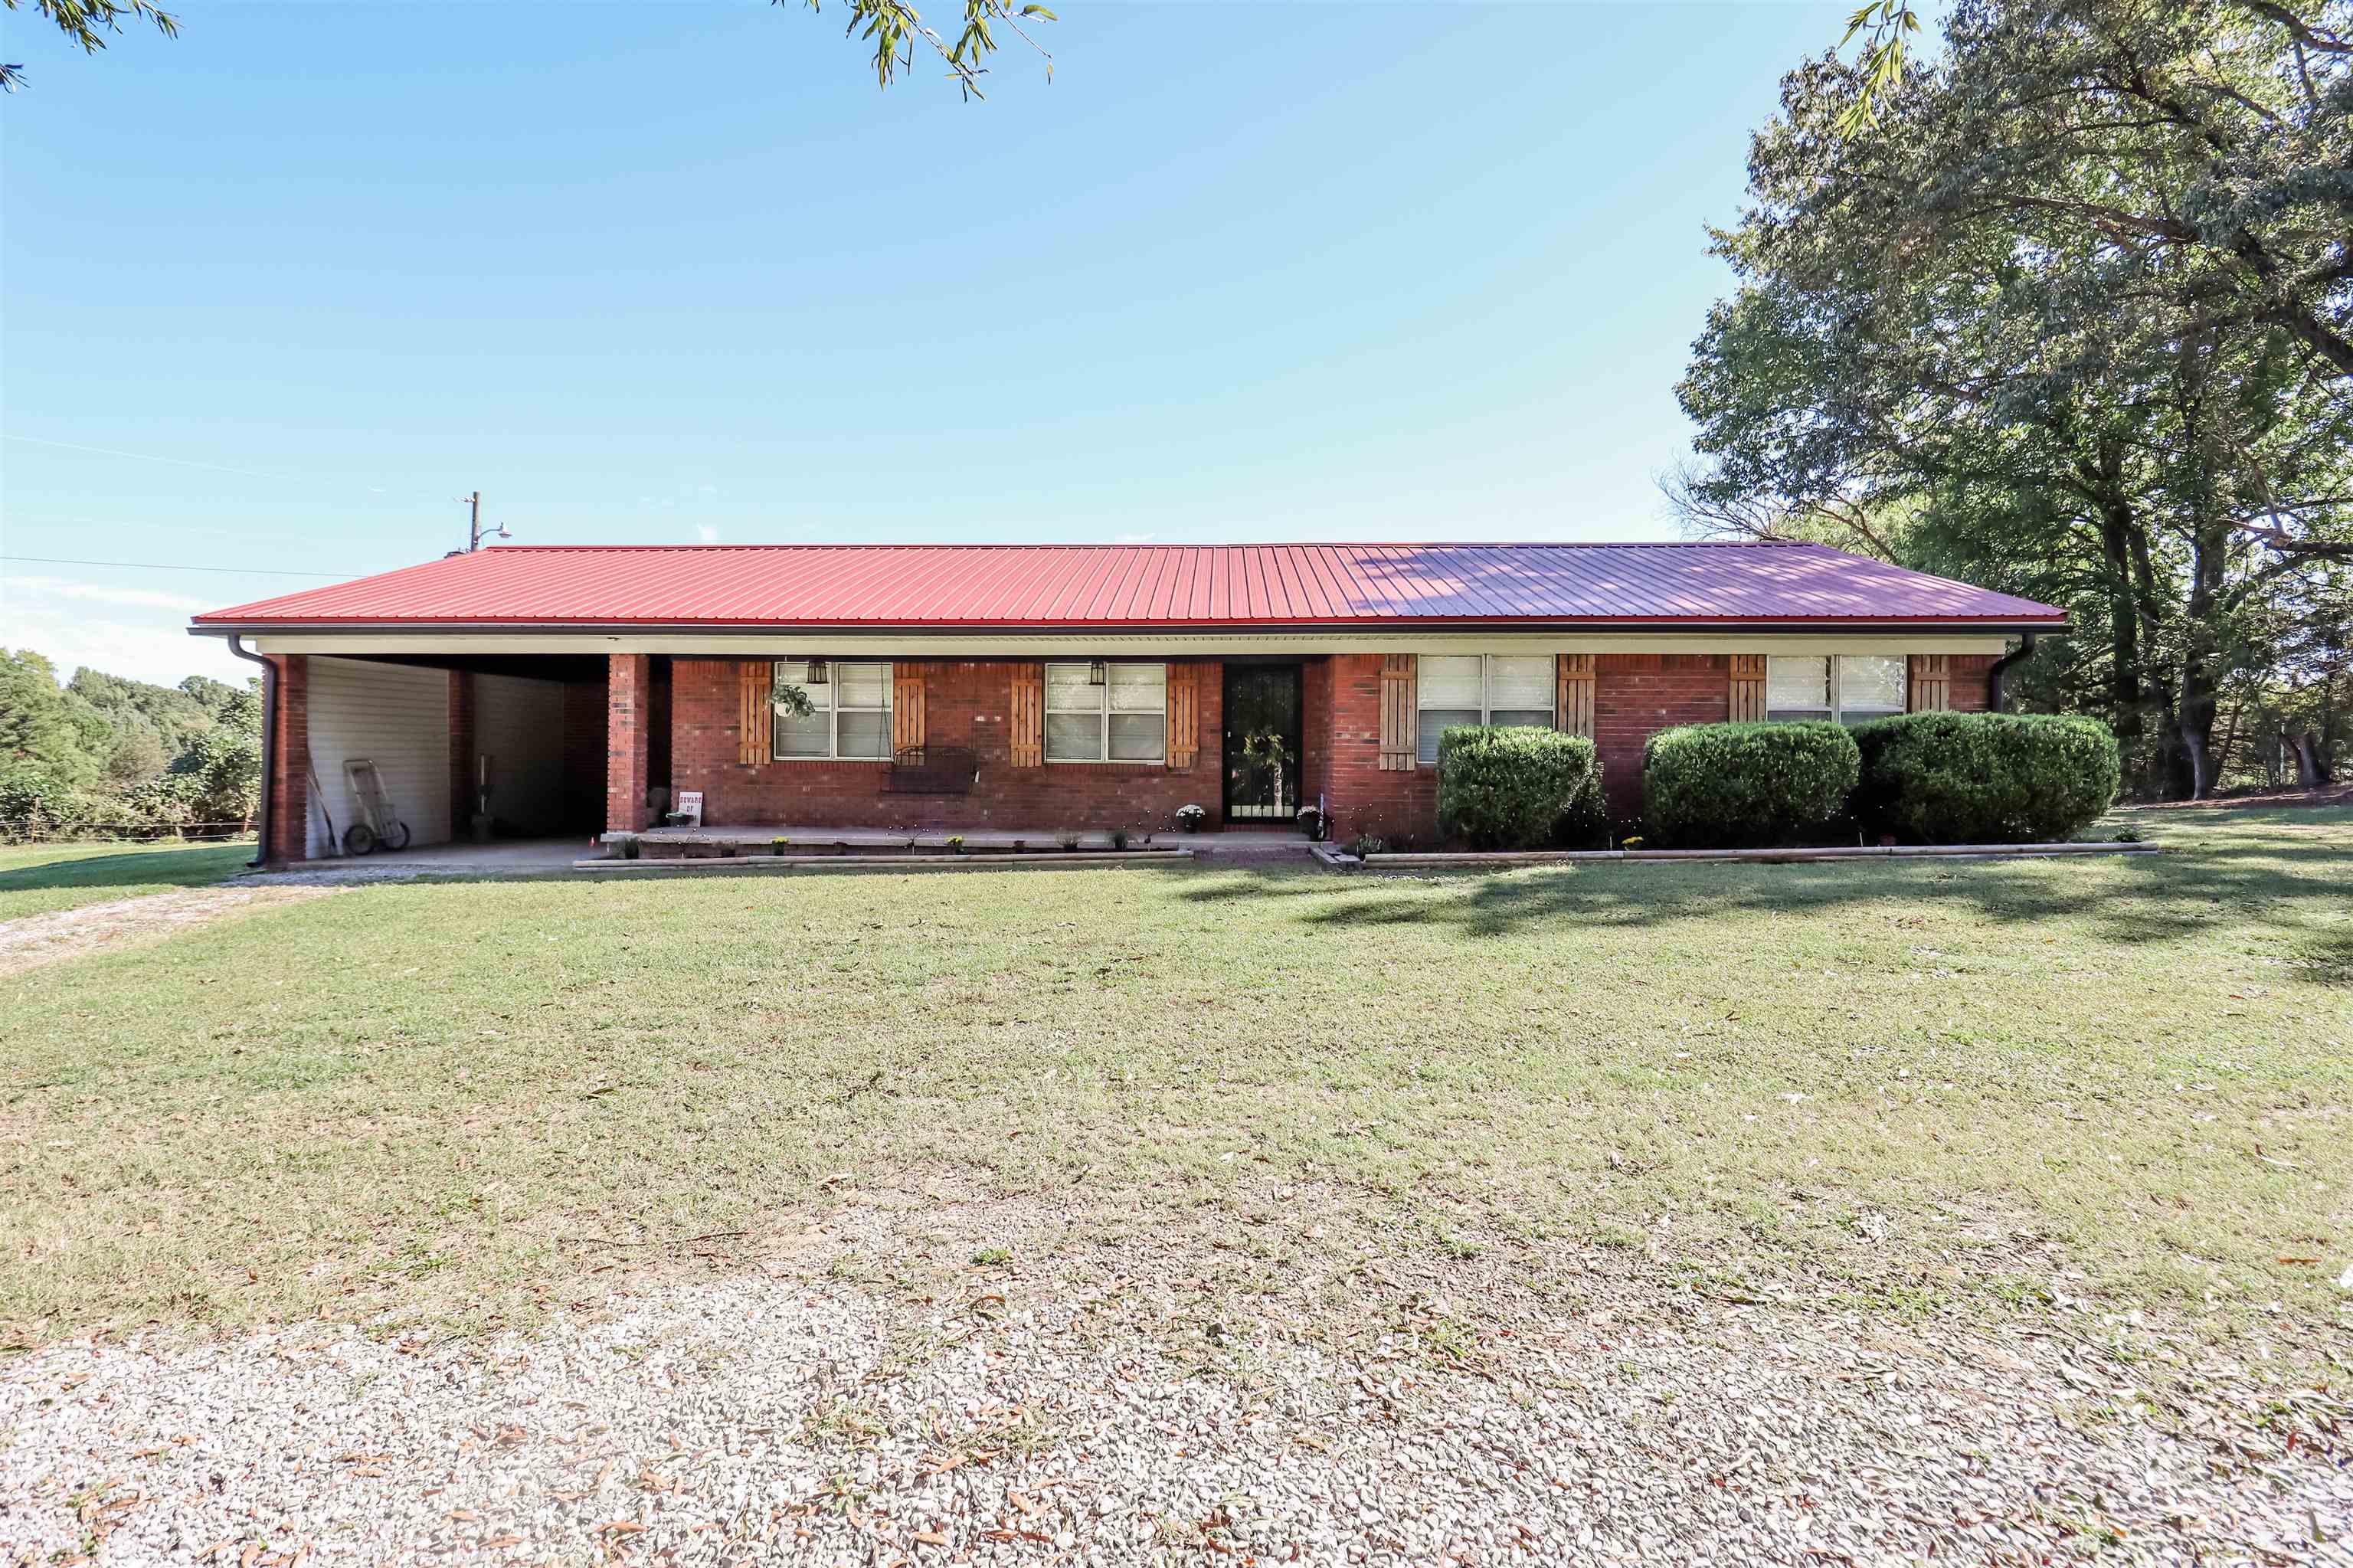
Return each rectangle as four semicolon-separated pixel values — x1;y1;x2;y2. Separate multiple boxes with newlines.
1239;730;1295;800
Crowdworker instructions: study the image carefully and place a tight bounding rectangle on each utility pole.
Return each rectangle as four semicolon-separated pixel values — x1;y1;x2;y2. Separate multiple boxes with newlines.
457;491;511;552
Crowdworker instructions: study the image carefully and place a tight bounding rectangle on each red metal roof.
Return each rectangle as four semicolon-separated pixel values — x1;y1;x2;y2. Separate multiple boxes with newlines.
192;542;2067;629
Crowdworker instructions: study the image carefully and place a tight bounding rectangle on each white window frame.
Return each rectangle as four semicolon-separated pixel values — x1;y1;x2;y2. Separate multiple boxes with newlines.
1766;654;1907;725
1415;653;1555;766
1044;661;1167;764
771;660;894;760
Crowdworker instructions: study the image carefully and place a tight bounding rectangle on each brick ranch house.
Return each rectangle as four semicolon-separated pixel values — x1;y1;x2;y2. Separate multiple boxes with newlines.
188;542;2066;864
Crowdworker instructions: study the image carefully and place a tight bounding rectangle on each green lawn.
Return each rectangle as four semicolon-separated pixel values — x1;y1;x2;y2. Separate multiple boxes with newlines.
2;807;2346;1359
0;840;254;921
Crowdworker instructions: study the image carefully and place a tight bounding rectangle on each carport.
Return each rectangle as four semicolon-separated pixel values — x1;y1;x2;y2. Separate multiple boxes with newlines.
260;652;613;861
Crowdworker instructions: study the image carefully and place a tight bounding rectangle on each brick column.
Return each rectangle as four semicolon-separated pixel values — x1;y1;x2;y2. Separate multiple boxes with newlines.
1299;656;1331;809
606;653;652;833
449;669;476;833
268;653;311;864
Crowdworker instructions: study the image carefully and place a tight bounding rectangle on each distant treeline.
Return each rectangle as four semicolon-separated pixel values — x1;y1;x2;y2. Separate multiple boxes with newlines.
1;650;263;839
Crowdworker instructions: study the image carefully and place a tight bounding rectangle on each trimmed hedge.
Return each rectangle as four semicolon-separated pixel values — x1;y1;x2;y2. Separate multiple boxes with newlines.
1435;727;1605;850
1851;712;2119;843
1643;722;1860;847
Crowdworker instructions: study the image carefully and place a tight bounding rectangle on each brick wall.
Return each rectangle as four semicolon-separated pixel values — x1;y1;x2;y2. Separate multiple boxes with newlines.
1320;653;1436;843
1952;653;1997;712
448;670;475;833
601;647;2011;843
266;653;309;864
1320;651;1835;839
666;658;1226;831
1593;653;1733;817
607;653;653;833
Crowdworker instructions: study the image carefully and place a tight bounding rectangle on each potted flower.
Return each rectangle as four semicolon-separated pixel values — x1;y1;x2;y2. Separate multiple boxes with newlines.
1174;804;1207;834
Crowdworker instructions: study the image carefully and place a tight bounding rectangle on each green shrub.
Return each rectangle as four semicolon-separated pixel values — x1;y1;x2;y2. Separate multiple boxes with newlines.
1556;762;1612;849
0;762;116;833
1435;727;1603;850
1851;712;2119;843
1642;722;1860;847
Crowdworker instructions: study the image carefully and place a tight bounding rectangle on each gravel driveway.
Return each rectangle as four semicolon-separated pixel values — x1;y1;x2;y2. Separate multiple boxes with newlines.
6;1200;2346;1566
0;885;343;977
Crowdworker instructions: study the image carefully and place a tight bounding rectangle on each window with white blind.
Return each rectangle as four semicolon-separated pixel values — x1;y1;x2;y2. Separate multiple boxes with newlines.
1766;655;1906;725
1415;653;1555;765
772;660;893;759
1045;662;1166;762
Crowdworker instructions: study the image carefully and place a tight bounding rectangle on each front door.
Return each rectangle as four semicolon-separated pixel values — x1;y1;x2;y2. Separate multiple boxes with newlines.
1222;663;1302;822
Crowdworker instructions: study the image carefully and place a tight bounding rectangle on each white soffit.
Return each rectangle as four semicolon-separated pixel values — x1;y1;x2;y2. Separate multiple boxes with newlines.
241;632;2014;657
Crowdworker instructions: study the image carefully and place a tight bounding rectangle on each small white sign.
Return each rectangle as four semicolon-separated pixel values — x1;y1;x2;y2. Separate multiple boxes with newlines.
676;790;704;827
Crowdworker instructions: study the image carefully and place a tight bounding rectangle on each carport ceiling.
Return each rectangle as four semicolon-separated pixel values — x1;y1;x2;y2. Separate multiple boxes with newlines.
332;653;612;681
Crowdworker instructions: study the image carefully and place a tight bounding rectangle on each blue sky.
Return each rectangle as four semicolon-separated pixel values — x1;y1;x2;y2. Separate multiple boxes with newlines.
2;0;1838;685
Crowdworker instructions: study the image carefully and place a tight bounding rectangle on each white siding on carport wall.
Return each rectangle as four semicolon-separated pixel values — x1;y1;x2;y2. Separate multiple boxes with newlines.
470;673;568;835
305;657;452;857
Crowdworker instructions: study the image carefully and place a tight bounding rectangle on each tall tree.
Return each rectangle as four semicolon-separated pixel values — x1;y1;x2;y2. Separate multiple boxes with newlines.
0;649;112;790
1677;0;2353;797
68;666;221;760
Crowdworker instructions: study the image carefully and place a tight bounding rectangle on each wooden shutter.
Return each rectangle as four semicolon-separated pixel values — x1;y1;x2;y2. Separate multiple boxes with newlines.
1165;664;1199;769
1008;663;1043;768
738;660;772;765
1908;654;1950;712
1727;654;1767;722
1377;655;1417;771
893;665;926;755
1556;653;1595;738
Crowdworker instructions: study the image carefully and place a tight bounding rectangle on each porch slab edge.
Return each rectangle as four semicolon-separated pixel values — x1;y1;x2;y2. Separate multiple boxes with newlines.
1366;842;2162;868
574;850;1198;872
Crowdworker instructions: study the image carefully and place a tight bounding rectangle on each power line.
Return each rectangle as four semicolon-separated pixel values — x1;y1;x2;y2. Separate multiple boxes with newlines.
2;434;440;506
2;555;355;577
2;433;328;484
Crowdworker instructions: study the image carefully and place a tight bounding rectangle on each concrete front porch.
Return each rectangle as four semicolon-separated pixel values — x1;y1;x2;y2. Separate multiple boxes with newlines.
282;836;592;874
605;823;1317;859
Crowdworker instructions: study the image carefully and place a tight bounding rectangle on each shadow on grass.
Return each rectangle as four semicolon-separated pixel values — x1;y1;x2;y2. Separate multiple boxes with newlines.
2292;924;2353;988
0;843;254;900
1173;816;2353;984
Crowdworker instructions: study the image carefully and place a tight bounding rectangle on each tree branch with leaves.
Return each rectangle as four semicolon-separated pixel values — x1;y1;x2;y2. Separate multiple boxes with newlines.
1;0;177;91
787;0;1053;98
